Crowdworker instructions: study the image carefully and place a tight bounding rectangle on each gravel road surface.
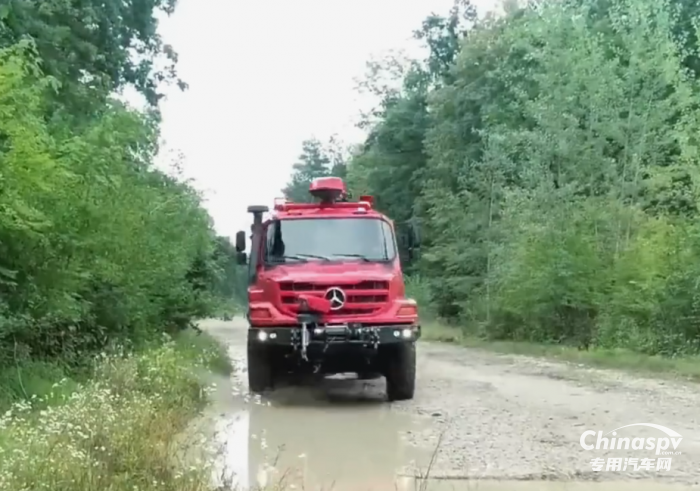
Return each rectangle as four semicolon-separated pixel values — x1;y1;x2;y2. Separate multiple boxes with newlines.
196;318;700;491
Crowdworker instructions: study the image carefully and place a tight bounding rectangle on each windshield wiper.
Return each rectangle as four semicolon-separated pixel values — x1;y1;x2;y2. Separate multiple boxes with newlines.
293;253;332;261
330;253;373;262
269;255;309;263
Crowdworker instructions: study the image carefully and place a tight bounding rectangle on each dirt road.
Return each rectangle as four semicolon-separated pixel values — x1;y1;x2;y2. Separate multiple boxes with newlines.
197;318;700;490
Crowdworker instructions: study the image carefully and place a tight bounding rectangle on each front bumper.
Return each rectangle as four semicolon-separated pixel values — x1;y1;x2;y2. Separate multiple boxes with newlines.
248;324;421;349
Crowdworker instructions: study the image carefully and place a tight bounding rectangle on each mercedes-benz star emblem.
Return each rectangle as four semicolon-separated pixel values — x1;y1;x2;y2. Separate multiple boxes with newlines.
324;287;346;310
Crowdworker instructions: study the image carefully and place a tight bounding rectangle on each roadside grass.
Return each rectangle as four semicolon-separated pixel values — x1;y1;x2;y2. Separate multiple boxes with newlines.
0;329;231;491
421;322;700;382
175;328;233;376
0;359;84;411
212;299;242;321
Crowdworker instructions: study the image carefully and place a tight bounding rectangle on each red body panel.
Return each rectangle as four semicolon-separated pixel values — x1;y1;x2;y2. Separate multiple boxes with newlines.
247;199;418;327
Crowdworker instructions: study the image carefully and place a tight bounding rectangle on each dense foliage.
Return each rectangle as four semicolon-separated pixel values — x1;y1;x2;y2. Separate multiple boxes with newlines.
282;137;348;202
285;0;700;356
0;1;236;389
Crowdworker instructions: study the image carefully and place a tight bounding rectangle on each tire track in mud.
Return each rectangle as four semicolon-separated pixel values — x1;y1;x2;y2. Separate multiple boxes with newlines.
198;318;700;490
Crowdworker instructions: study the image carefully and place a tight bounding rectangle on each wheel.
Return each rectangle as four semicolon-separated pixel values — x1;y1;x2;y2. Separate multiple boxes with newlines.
385;343;416;401
247;342;274;393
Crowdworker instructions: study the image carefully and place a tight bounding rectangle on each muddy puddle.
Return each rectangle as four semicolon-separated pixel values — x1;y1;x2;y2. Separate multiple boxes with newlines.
193;371;697;491
187;321;700;490
208;374;435;490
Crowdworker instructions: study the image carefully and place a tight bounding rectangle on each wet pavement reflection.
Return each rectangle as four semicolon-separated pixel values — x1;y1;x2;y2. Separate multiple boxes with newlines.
212;375;433;490
193;321;700;491
206;373;699;491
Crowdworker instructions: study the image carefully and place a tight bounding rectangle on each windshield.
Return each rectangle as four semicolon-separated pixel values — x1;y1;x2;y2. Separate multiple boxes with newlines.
264;218;396;263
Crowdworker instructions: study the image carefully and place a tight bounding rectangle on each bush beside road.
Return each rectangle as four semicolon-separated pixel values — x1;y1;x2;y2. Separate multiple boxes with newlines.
0;329;230;491
0;3;246;489
421;321;700;382
408;277;700;382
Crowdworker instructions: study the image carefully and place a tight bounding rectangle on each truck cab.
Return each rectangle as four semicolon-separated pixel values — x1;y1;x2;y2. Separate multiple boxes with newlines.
234;177;420;401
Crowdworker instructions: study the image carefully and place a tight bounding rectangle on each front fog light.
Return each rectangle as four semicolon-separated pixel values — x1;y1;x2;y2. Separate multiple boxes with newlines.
257;331;268;342
401;328;412;339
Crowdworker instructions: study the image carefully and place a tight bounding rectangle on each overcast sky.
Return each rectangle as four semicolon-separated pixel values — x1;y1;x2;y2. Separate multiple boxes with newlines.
149;0;497;239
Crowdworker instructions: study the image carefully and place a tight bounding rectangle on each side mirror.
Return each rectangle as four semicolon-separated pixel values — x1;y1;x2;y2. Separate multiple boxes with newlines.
401;230;413;250
398;220;420;249
405;231;415;261
411;224;421;248
236;251;247;265
235;230;246;252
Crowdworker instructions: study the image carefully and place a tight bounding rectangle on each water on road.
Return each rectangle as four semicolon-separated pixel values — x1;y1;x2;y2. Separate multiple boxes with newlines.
193;318;700;491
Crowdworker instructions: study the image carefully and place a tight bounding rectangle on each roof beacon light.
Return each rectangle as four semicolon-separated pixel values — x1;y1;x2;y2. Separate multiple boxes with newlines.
309;177;346;204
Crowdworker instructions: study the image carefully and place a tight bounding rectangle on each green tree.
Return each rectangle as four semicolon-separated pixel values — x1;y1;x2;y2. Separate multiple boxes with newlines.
283;137;348;202
0;0;184;111
0;31;228;396
345;0;476;274
300;0;700;357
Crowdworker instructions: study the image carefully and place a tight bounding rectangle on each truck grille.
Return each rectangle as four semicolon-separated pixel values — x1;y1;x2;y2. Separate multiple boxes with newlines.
278;281;389;316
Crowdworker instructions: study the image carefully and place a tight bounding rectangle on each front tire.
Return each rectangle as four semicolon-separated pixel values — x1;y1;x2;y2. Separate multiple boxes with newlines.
247;342;274;393
385;343;416;401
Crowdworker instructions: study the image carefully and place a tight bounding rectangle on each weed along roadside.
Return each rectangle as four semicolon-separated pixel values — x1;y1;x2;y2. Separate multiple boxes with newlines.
0;328;231;491
405;273;700;382
420;321;700;382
